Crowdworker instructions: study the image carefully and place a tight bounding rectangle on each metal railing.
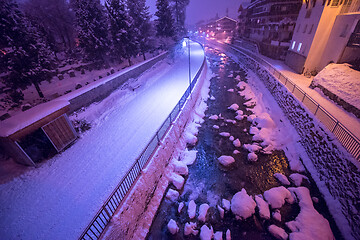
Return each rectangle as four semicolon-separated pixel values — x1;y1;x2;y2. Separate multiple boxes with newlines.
79;41;206;240
227;43;360;161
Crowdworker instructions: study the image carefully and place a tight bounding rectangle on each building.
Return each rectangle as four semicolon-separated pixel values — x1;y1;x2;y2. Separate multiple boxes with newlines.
198;16;238;40
285;0;360;74
243;0;302;59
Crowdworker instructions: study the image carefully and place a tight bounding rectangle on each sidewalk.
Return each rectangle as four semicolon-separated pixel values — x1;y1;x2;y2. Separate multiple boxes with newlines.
231;40;360;141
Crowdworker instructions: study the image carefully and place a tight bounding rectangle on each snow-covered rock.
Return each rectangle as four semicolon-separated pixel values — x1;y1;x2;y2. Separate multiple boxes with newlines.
287;187;334;240
188;200;197;219
210;96;216;100
167;219;179;234
233;139;241;147
272;209;281;222
181;149;197;165
172;160;189;176
255;195;270;219
226;229;231;240
184;222;198;236
289;173;308;187
233;150;240;154
222;199;231;211
200;225;214;240
227;88;234;92
198;203;210;222
229;136;235;141
247;114;257;122
178;202;184;213
225;119;236;124
247;152;258;162
166;189;179;201
209;115;219;120
217;205;224;219
218;155;235;166
213;125;220;129
184;132;198;145
231;188;256;219
274;173;290;186
237;82;246;90
214;231;223;240
228;103;239;111
268;225;288;240
219;132;231;137
170;173;185;190
250;126;260;135
243;144;262;152
264;186;294;209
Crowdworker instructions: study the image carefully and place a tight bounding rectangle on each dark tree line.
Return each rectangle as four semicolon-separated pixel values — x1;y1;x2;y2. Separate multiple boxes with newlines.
0;0;189;100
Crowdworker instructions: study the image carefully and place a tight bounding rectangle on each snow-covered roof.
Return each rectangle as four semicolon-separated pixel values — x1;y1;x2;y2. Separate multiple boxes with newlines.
216;16;238;23
0;100;70;137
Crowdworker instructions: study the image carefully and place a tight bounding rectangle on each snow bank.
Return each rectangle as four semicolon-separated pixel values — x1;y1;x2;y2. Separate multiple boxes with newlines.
188;200;197;219
184;222;198;236
167;219;179;234
200;225;214;240
289;173;308;187
198;203;210;222
263;186;294;209
218;155;235;166
274;173;290;186
268;225;288;240
312;63;360;110
287;187;334;240
255;195;270;219
231;188;256;219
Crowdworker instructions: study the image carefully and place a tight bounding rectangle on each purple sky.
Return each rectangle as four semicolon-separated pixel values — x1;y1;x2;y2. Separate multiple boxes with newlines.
147;0;250;26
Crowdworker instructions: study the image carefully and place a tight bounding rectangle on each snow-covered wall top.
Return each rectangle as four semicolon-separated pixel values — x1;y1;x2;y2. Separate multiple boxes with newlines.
0;100;70;138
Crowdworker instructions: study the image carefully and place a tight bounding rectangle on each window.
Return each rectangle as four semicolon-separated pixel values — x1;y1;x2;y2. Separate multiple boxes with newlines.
331;0;340;6
303;24;308;33
308;24;314;34
297;43;302;52
291;41;296;50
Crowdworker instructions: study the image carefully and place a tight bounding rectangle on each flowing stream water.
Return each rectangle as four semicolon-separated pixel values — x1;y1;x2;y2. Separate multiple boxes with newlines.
147;47;342;240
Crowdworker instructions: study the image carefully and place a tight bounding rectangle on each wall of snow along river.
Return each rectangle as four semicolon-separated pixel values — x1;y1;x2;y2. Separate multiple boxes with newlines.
224;45;360;240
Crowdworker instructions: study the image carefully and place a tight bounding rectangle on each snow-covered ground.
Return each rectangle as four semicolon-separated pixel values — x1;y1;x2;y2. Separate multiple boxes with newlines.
0;41;204;240
228;39;360;140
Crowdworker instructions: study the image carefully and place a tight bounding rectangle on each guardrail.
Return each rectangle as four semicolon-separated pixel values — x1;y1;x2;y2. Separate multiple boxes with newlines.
227;43;360;161
79;41;206;240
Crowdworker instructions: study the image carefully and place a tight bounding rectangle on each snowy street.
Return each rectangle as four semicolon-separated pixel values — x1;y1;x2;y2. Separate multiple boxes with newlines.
0;42;204;240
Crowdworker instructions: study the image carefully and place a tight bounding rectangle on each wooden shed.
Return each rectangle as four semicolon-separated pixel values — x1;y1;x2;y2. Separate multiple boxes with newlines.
0;100;77;166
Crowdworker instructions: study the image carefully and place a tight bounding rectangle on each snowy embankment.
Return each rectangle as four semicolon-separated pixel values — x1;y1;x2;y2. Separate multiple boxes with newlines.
158;51;334;240
0;42;204;240
311;63;360;111
224;46;360;239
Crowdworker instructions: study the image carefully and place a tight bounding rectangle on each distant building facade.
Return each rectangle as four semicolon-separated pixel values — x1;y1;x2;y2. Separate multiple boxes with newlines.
285;0;360;74
241;0;302;59
198;16;237;40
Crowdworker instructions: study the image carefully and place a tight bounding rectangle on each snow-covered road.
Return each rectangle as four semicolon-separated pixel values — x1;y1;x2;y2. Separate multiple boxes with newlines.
0;42;204;240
